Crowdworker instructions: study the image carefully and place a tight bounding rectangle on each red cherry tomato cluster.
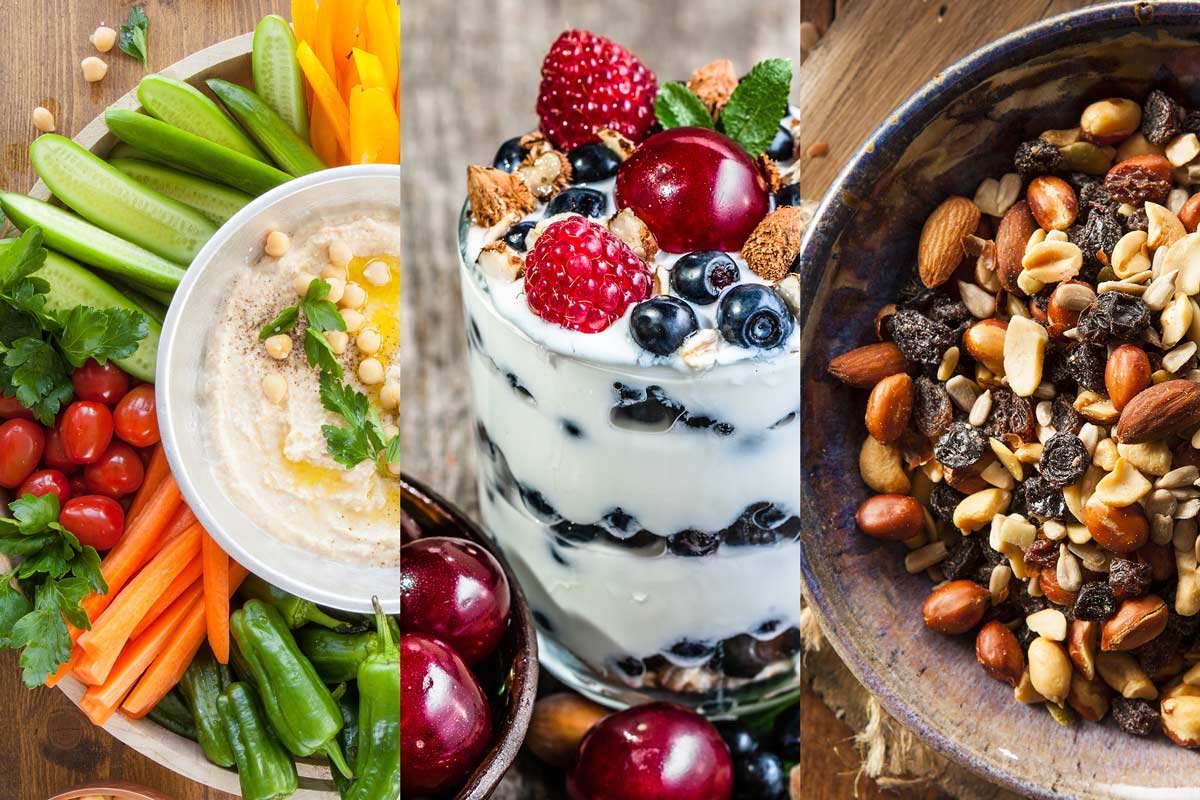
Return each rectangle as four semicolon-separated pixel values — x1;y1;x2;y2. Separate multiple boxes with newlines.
1;359;159;552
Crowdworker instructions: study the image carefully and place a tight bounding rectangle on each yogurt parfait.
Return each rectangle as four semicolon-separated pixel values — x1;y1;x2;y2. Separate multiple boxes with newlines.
460;30;800;711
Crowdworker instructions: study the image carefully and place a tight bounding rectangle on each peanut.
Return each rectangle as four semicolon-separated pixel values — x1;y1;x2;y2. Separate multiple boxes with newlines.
855;494;924;541
922;580;990;635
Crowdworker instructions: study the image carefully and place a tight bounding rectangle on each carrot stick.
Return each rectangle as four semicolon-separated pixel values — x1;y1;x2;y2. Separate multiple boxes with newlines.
129;554;203;640
74;524;203;685
78;584;204;725
156;504;198;551
201;531;230;663
127;445;169;523
121;564;248;719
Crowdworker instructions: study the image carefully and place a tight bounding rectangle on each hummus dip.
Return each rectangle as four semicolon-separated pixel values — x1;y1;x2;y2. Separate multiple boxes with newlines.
205;208;401;567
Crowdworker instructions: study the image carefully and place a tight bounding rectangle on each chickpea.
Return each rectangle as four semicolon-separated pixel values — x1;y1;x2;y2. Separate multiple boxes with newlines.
90;25;117;52
292;271;316;297
328;239;352;268
386;458;400;477
32;106;55;132
356;327;381;355
341;309;365;333
324;277;346;305
81;56;108;83
380;381;399;411
383;423;399;439
321;263;346;281
261;373;288;404
357;357;384;385
264;334;292;360
324;330;349;355
264;230;290;258
363;258;392;286
340;282;367;310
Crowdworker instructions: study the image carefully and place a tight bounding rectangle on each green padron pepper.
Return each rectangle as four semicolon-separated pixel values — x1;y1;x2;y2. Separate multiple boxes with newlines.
240;575;363;631
147;688;197;741
342;598;400;800
230;599;353;778
333;685;360;798
217;681;298;800
297;615;401;683
179;644;235;767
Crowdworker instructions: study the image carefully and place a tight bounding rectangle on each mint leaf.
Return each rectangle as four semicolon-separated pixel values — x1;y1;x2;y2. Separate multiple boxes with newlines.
119;5;150;67
304;327;343;377
259;305;299;340
654;83;714;130
0;228;45;293
305;278;332;303
720;58;792;158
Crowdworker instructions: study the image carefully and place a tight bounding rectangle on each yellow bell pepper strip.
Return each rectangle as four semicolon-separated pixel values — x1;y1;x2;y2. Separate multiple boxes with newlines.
291;0;316;44
348;86;398;165
313;0;339;80
363;0;398;97
351;48;386;90
296;40;352;156
331;0;365;65
310;102;341;167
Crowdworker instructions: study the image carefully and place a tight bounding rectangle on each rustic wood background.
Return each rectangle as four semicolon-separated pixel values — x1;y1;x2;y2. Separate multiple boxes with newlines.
799;1;1092;799
398;0;797;797
0;3;279;798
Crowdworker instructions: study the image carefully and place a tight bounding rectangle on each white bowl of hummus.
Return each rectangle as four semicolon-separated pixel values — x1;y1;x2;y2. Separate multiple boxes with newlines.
158;164;401;613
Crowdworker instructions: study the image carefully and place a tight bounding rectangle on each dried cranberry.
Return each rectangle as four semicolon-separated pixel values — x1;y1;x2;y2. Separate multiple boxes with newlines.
889;309;955;367
1109;557;1152;599
928;481;966;523
1142;90;1182;146
1066;343;1107;392
983;388;1035;441
935;421;987;469
1051;396;1083;435
1022;476;1068;520
1073;581;1117;621
912;376;954;439
941;536;983;582
1077;291;1151;344
1014;139;1064;175
1112;696;1160;736
1039;433;1091;489
1105;161;1171;206
1024;537;1059;570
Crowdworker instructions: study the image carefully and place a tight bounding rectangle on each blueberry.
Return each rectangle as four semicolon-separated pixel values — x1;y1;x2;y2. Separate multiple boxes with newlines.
492;136;527;172
568;142;620;183
766;123;795;161
715;720;759;758
717;285;794;349
545;187;607;218
630;296;699;355
502;220;536;253
736;750;788;800
671;250;740;305
668;529;721;556
775;184;801;207
772;704;800;761
719;634;771;678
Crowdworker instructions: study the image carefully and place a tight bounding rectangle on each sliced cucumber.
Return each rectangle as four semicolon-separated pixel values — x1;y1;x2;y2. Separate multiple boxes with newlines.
110;158;253;226
105;109;291;197
0;240;161;381
113;283;168;325
0;193;186;293
253;15;310;141
137;74;270;162
31;135;216;265
207;79;324;177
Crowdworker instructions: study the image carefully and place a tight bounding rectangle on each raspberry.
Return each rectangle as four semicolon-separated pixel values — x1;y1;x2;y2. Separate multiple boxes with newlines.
536;30;658;152
524;217;652;332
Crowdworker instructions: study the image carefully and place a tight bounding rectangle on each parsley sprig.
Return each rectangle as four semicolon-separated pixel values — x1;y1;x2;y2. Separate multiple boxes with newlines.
119;5;150;68
0;494;107;687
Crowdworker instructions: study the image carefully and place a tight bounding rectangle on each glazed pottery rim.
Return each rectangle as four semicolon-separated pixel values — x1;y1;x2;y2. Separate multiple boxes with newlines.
400;473;540;800
800;2;1200;798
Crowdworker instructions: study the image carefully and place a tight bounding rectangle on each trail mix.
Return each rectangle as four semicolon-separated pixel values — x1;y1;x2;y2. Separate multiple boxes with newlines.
829;92;1200;746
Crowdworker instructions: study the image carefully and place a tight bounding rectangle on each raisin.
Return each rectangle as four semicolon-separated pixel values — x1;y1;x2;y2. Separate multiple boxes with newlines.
935;421;986;469
1073;581;1118;621
1109;557;1152;599
1142;90;1182;146
1045;345;1076;393
927;297;971;330
1011;584;1049;616
1135;624;1181;675
941;536;983;581
1014;623;1038;651
1185;110;1200;135
1051;395;1083;435
1105;161;1172;206
983;388;1035;441
929;481;966;523
1008;480;1029;518
1039;433;1091;488
1067;172;1099;192
889;309;955;367
1124;207;1149;233
1169;607;1200;642
1066;343;1108;392
1078;181;1117;215
1112;696;1160;736
912;376;954;439
896;277;938;311
1077;291;1151;344
1031;287;1053;316
1024;537;1060;570
1014;139;1064;175
1023;476;1068;519
1079;209;1124;270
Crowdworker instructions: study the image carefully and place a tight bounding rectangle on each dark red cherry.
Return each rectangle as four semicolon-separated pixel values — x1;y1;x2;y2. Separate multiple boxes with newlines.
400;633;493;796
615;127;769;253
400;536;511;664
567;702;734;800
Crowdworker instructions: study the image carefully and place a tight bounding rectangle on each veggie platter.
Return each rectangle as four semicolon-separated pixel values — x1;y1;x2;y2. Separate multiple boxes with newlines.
0;4;399;799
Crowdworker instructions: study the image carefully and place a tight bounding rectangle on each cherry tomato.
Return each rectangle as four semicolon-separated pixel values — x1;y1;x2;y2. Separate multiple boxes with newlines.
69;474;89;497
83;441;145;498
0;393;34;420
0;419;46;488
17;469;71;503
72;359;131;405
113;385;159;447
61;401;114;464
59;495;124;551
42;426;80;475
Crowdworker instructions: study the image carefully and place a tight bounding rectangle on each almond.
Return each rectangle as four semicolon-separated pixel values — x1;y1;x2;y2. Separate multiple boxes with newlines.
855;494;924;541
1101;594;1168;651
865;373;913;442
1115;379;1200;444
922;580;990;635
962;318;1007;373
1027;176;1079;231
1105;344;1152;411
917;196;980;288
995;201;1038;295
976;620;1024;686
827;342;910;388
1069;619;1099;680
1180;192;1200;233
1084;495;1149;554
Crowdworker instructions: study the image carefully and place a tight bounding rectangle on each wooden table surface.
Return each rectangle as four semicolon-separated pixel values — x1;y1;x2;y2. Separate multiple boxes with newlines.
799;1;1089;798
0;5;282;798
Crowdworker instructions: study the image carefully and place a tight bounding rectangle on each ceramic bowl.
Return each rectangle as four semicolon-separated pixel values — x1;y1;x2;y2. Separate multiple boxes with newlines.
800;2;1200;797
47;783;174;800
401;475;539;800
